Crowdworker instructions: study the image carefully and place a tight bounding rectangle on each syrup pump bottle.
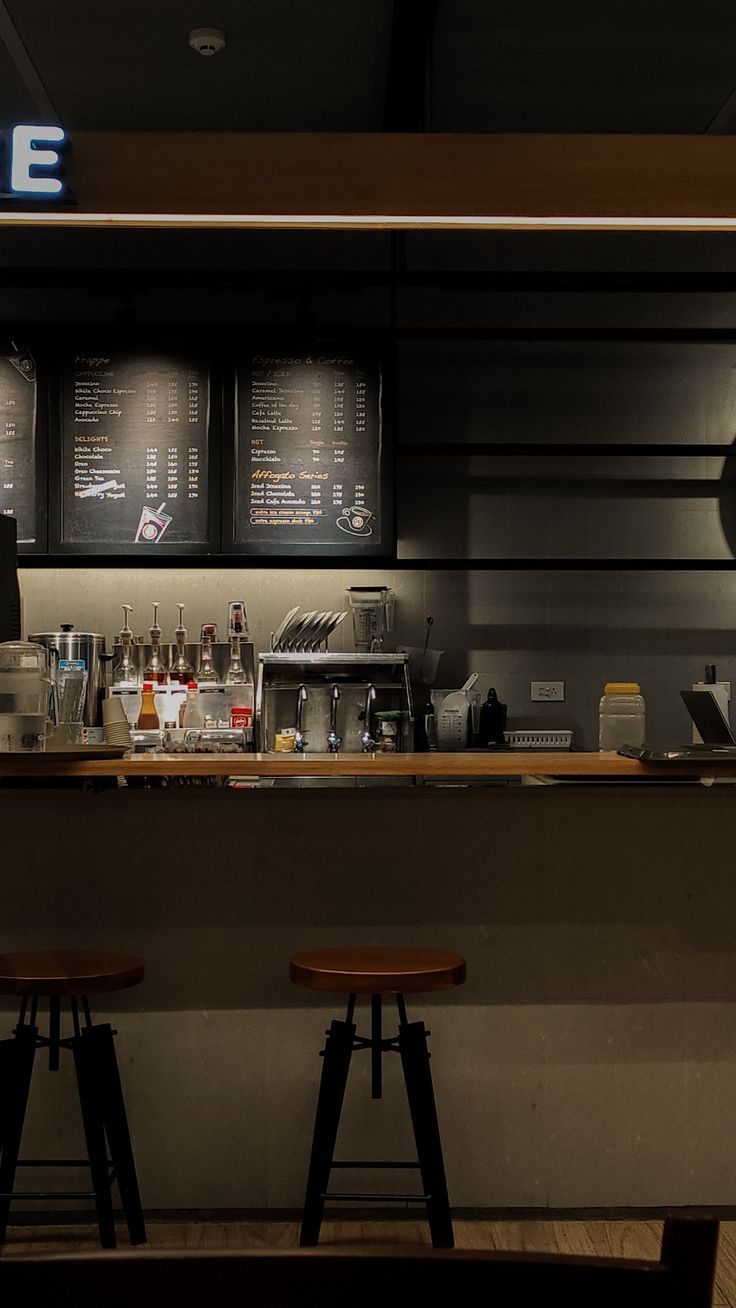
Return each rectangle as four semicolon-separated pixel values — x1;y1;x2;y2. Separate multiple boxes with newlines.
225;637;248;685
113;604;139;686
225;604;248;685
143;601;168;684
197;623;219;683
171;603;194;685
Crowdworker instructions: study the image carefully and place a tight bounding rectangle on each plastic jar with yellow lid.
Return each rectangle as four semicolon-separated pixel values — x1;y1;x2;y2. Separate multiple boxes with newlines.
598;682;645;752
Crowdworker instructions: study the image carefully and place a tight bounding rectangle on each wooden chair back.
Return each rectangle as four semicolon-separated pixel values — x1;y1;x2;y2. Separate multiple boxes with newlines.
0;1217;718;1308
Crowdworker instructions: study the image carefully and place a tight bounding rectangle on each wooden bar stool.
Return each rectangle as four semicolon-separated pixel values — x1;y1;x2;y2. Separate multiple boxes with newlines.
290;945;466;1249
0;949;146;1249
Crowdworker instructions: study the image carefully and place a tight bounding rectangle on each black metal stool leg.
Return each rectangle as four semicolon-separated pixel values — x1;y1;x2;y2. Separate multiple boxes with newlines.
72;1024;116;1249
397;1008;454;1249
0;1020;37;1244
300;1002;356;1247
90;1022;146;1245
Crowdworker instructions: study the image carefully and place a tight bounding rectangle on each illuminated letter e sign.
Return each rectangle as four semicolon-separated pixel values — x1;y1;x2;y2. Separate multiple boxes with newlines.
2;125;68;200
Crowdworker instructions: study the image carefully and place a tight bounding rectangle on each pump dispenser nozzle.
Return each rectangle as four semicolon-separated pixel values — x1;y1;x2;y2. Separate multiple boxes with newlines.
150;602;162;642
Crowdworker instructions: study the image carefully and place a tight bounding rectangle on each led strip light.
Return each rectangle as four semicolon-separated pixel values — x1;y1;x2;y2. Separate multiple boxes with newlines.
0;212;735;230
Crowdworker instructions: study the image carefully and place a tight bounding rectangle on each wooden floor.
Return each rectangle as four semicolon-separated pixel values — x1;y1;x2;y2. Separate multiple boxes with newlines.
1;1218;735;1304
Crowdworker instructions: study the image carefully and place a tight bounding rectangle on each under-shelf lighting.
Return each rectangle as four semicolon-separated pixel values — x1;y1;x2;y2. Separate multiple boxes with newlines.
0;212;735;231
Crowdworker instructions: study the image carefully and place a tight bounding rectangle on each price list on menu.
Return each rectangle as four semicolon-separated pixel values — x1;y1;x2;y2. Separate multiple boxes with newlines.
234;353;385;553
59;350;210;549
0;345;38;547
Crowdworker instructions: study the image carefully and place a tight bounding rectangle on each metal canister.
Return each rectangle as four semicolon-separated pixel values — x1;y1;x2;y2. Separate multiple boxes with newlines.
28;625;108;726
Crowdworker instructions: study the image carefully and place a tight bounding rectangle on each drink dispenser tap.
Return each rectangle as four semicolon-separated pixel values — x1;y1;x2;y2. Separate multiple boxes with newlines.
113;604;139;687
295;684;308;752
361;684;377;752
327;683;341;753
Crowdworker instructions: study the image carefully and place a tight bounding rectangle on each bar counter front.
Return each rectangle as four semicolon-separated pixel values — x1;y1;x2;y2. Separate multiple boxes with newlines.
2;751;735;1216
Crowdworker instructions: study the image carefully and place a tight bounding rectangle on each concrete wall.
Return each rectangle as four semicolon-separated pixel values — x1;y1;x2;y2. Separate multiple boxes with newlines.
2;784;736;1211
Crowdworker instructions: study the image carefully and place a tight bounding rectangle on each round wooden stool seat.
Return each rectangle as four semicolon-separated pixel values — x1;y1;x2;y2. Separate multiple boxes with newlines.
0;950;145;997
290;946;466;995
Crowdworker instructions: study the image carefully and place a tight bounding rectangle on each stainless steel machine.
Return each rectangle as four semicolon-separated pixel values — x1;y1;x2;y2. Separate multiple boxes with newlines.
256;652;413;754
28;624;109;726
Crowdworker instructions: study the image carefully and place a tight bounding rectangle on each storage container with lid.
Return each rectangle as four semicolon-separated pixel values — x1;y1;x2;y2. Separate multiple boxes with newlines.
598;682;645;752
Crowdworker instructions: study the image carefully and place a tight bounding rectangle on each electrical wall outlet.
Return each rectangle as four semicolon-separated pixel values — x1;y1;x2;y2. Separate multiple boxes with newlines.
531;681;565;702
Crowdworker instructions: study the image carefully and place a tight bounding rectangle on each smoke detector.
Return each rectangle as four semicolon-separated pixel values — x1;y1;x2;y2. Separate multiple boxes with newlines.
189;27;225;56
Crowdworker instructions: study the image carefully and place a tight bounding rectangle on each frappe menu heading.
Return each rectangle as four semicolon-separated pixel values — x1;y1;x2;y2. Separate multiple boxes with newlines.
234;353;384;554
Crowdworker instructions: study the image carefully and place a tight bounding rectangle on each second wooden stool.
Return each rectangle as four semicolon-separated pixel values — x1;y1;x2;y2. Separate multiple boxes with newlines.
290;944;466;1248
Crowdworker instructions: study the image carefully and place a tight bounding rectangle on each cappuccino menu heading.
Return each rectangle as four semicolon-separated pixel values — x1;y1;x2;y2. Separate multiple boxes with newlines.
234;353;383;553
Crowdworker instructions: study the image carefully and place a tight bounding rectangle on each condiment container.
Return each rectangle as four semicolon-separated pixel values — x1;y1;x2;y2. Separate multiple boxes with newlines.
137;682;160;731
181;681;204;729
374;709;402;753
598;682;645;751
230;705;253;729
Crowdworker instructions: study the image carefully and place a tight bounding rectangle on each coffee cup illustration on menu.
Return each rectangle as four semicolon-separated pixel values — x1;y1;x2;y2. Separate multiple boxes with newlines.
336;505;374;537
135;502;173;544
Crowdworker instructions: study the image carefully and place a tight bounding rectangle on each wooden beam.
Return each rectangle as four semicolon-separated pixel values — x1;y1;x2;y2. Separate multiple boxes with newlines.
4;132;736;229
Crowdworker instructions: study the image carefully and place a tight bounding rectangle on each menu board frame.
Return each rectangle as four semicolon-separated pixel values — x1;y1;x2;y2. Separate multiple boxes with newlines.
222;340;395;560
49;335;221;558
0;339;47;554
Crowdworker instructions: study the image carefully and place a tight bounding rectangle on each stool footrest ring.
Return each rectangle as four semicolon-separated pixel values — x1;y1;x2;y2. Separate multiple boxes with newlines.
0;1191;98;1200
332;1161;421;1169
16;1158;112;1169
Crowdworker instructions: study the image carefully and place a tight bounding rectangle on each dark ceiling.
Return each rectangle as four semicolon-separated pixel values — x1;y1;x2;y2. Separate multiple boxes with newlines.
1;0;736;134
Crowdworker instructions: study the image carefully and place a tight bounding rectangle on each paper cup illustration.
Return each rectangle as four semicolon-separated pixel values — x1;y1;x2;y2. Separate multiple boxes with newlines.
135;502;172;544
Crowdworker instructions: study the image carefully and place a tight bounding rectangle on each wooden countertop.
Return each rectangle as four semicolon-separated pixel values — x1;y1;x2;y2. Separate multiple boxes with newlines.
0;750;733;778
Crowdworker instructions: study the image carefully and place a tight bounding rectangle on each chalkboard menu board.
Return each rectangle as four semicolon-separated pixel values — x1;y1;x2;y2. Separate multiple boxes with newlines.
56;349;212;552
230;352;389;555
0;343;39;549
